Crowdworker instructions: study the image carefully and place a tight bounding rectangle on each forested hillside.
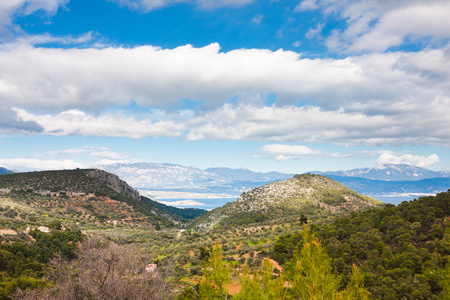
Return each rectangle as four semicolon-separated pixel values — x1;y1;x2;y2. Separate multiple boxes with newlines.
273;191;450;299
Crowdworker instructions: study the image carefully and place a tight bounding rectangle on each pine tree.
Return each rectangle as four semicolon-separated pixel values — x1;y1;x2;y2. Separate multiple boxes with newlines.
198;241;232;299
286;224;341;300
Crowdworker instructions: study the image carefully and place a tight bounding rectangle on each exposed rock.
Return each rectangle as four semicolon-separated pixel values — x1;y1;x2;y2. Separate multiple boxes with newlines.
85;169;140;200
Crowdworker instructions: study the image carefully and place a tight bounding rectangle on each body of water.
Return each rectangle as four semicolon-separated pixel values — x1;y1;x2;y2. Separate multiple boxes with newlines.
369;193;435;205
158;197;237;210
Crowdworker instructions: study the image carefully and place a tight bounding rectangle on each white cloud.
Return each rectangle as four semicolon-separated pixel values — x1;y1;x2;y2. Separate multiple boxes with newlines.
111;0;185;12
15;109;184;139
294;0;318;12
0;0;67;35
184;97;450;146
0;158;85;171
376;153;440;167
94;158;142;166
11;91;450;146
298;0;450;52
347;3;450;52
15;31;101;47
292;40;301;47
1;42;449;147
252;14;263;25
1;43;449;114
0;107;43;133
305;22;324;39
197;0;253;9
46;145;128;160
110;0;253;12
257;144;323;160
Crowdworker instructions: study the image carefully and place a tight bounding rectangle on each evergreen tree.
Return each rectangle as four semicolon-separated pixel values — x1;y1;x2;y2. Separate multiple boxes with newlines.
286;224;340;300
198;241;232;299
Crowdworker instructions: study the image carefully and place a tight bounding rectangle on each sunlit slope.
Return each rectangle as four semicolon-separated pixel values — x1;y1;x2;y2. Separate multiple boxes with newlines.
190;173;383;231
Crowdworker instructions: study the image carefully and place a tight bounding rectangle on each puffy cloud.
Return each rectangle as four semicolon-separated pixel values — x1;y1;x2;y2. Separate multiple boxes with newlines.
0;158;85;171
297;0;450;52
1;43;448;114
15;109;183;139
0;107;43;134
376;153;440;167
12;91;450;146
184;96;450;146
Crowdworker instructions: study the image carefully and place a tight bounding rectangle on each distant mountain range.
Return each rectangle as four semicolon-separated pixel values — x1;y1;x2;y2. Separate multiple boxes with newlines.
0;167;14;175
313;164;450;181
98;163;450;205
4;163;449;206
98;163;294;194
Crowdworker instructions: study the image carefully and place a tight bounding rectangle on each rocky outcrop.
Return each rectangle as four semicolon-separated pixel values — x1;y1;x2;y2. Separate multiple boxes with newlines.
85;169;140;201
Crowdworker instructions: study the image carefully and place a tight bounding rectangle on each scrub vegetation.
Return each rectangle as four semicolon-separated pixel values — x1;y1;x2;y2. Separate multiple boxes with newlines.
0;170;449;299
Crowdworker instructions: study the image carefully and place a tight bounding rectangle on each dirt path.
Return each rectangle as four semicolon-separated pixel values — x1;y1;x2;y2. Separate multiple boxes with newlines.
177;229;185;238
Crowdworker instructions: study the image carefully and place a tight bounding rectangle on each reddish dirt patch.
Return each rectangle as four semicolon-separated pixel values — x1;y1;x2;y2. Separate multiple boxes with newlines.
228;280;241;295
268;258;282;271
0;229;17;235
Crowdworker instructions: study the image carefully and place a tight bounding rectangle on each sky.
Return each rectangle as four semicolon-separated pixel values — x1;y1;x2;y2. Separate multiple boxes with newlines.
0;0;449;174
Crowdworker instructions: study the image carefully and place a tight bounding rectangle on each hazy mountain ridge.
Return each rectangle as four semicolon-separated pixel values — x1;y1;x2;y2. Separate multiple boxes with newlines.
99;163;293;193
190;174;383;231
325;175;450;196
313;164;450;181
0;167;14;175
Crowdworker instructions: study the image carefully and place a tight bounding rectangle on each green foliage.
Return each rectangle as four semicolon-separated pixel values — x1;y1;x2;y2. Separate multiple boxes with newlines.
218;212;270;227
285;224;340;300
198;241;233;299
180;226;368;299
0;229;84;299
273;191;450;299
235;259;286;300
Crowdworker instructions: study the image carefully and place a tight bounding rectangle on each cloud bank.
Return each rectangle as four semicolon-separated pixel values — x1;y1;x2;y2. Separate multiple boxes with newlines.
1;43;448;112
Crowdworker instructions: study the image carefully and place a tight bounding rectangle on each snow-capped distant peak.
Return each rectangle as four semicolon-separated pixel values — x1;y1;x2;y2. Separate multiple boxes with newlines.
315;164;448;181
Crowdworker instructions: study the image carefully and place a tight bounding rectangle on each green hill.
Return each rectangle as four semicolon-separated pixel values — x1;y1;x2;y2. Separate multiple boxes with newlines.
190;173;383;231
0;169;205;230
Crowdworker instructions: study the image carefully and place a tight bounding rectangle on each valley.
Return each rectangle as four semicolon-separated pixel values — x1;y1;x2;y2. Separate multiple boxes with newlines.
0;168;449;299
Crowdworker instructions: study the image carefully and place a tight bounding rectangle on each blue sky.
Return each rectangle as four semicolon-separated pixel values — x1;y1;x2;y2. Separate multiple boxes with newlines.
0;0;449;173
